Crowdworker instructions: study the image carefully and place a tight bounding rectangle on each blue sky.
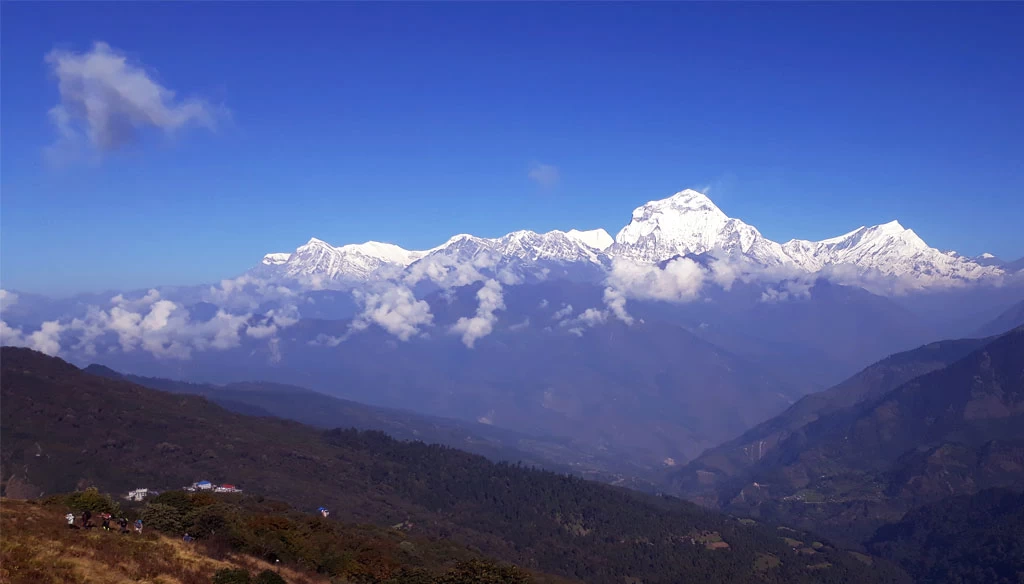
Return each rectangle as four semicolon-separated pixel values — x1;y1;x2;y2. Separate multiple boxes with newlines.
2;2;1022;295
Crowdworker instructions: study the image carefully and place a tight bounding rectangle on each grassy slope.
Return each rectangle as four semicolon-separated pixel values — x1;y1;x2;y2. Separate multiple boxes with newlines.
0;499;327;584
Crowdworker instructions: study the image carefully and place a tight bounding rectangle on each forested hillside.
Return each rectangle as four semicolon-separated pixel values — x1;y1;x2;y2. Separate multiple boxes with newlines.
867;489;1024;584
672;336;989;504
0;347;908;584
684;327;1024;543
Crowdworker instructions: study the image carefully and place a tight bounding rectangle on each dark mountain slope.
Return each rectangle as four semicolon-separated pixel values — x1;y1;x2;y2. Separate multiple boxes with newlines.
81;365;656;489
708;327;1024;542
0;347;908;584
672;336;989;504
867;488;1024;584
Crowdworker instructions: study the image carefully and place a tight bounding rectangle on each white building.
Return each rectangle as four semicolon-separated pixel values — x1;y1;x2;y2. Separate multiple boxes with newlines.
127;488;150;502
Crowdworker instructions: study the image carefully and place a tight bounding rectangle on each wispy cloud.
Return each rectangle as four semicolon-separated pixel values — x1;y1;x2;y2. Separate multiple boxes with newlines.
527;162;560;188
44;41;225;161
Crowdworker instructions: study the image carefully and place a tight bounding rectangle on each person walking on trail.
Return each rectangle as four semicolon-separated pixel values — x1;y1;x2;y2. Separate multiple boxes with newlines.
134;519;144;534
101;513;111;532
66;512;76;529
82;510;93;529
183;533;194;543
118;517;129;534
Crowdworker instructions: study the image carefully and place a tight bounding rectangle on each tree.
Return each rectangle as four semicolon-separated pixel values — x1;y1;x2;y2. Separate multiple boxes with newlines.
142;502;186;534
65;487;121;515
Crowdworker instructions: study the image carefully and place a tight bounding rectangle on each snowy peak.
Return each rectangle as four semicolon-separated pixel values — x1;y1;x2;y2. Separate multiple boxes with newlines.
614;189;788;265
566;228;613;251
782;219;999;286
272;238;426;282
336;241;424;267
261;252;291;266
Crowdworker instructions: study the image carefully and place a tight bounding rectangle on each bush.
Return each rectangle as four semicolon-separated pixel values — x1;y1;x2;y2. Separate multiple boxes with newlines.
186;504;231;539
253;570;287;584
213;567;252;584
149;490;195;514
142;502;186;534
65;487;121;515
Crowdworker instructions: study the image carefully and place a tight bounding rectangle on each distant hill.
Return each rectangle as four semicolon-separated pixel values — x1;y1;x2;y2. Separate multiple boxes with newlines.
867;488;1024;584
671;336;990;505
81;365;658;490
682;327;1024;543
0;347;908;584
974;298;1024;337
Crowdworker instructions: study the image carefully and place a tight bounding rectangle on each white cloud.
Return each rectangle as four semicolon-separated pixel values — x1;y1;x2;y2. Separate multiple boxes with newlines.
602;287;633;325
538;299;549;309
552;304;574;320
45;41;223;160
599;256;706;324
760;279;814;303
0;320;63;356
352;285;432;341
0;321;27;349
558;306;608;335
404;251;498;289
244;304;300;339
65;295;260;359
205;275;298;311
528;162;560;188
576;308;607;326
451;279;505;348
607;256;706;303
0;290;18;312
508;318;531;332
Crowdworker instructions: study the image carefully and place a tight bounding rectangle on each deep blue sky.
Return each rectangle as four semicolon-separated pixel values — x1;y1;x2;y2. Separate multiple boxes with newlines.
2;2;1022;295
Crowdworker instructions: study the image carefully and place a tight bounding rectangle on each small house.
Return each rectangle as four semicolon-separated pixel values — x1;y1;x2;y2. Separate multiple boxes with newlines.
127;488;150;502
196;481;213;491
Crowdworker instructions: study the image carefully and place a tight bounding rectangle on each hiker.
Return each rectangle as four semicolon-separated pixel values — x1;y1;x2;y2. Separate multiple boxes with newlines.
134;519;144;534
82;510;93;529
66;512;76;529
183;532;194;543
101;513;111;532
119;517;129;534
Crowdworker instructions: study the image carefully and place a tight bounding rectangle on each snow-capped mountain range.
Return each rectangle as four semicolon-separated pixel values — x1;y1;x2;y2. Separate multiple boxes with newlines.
256;189;1008;293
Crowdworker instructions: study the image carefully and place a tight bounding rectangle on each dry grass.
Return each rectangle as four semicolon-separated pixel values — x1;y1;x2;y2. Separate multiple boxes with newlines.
0;499;330;584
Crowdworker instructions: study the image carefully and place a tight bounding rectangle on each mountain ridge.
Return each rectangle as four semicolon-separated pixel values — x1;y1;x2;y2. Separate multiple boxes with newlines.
256;189;1007;291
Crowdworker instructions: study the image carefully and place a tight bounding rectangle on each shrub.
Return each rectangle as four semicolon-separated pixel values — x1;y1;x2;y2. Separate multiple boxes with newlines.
253;569;287;584
212;567;252;584
149;490;195;514
65;487;121;515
